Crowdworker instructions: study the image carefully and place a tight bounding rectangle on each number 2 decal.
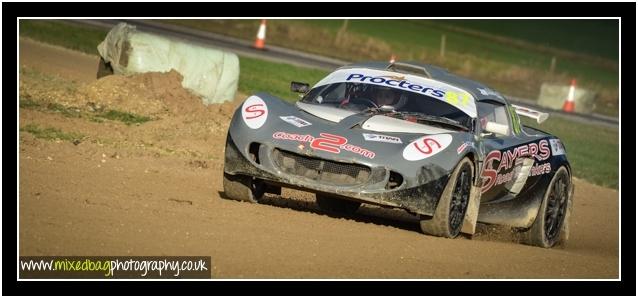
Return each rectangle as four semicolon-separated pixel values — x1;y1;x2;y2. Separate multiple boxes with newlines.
310;133;347;153
274;131;375;159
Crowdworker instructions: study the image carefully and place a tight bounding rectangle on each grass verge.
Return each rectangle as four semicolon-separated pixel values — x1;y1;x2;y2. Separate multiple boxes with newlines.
20;20;107;55
521;117;618;189
95;110;151;125
20;99;152;126
20;124;84;142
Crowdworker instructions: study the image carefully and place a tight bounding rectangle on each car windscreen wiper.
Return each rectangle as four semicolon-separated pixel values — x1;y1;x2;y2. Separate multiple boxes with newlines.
391;111;470;131
358;105;395;115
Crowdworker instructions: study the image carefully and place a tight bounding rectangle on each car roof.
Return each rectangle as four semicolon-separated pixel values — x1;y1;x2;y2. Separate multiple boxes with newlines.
337;61;509;104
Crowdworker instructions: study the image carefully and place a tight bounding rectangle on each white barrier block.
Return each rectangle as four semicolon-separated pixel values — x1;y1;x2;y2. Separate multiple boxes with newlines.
98;22;239;105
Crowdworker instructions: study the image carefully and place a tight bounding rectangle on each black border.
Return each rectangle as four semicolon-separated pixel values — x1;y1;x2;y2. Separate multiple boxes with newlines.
5;1;635;296
2;2;636;17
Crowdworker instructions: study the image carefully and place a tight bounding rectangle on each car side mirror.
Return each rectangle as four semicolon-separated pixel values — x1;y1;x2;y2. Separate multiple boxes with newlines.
291;81;310;93
482;121;509;137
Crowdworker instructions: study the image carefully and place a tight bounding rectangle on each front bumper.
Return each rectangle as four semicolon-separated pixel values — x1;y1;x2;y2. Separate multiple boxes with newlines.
223;134;450;216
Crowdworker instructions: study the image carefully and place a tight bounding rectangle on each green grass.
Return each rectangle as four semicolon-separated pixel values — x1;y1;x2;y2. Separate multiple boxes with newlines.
18;19;619;189
521;117;618;189
437;19;619;60
19;98;42;109
295;19;618;85
95;110;151;125
238;56;329;101
20;20;107;55
20;99;151;125
20;124;84;142
46;102;82;118
20;99;81;118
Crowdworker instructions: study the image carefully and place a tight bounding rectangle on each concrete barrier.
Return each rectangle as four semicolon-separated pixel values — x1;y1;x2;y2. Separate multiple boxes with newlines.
97;22;239;105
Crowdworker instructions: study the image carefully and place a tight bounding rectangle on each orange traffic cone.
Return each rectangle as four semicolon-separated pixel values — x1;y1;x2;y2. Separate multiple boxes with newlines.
254;19;267;50
562;79;576;113
389;54;396;63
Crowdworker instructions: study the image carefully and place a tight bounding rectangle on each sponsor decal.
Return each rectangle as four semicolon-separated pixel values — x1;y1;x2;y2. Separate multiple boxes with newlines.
457;142;471;154
529;162;551;177
273;132;375;159
241;96;268;129
272;132;314;143
280;115;312;128
480;139;551;194
362;133;402;144
311;68;477;117
346;74;473;109
402;134;453;161
549;139;565;156
347;73;446;98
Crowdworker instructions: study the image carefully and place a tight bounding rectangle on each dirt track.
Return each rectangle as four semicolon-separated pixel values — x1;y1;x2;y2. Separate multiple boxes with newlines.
18;38;619;278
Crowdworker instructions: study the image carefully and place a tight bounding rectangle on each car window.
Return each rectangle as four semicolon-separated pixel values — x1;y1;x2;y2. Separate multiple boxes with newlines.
301;82;473;130
477;101;511;135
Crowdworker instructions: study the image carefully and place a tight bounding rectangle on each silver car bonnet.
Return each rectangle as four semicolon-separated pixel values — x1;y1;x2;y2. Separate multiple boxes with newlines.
362;115;453;134
296;102;356;123
296;102;452;135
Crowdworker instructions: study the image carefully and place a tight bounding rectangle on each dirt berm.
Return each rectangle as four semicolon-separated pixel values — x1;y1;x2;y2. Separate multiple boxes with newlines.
18;38;619;278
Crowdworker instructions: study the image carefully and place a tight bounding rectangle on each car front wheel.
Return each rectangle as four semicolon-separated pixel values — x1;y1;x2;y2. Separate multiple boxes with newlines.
222;172;265;203
420;157;474;238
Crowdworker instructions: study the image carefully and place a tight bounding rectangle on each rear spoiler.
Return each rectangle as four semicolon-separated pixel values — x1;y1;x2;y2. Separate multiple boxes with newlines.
511;104;549;124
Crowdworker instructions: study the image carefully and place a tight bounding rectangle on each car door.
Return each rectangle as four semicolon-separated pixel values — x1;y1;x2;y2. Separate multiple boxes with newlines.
477;100;545;203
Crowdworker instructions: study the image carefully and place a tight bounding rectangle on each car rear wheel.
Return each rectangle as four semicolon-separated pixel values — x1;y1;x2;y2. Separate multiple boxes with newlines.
222;173;265;203
521;166;571;248
316;194;361;215
420;157;474;238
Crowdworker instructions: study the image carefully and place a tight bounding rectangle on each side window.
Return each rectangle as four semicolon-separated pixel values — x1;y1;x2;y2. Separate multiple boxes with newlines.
322;83;346;102
477;101;511;136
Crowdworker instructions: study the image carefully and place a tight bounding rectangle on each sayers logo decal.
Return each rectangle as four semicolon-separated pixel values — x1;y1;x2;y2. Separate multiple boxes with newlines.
241;96;268;129
402;134;453;161
480;139;552;194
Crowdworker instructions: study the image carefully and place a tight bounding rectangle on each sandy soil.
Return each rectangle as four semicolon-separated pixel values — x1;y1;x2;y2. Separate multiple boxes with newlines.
18;38;619;278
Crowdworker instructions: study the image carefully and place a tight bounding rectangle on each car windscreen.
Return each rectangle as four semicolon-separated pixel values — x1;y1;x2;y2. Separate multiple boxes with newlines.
301;82;473;131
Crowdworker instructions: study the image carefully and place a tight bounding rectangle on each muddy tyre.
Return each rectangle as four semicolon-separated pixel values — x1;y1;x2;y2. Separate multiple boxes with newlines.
222;173;265;203
420;157;474;238
521;166;571;248
316;194;361;215
97;57;114;79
